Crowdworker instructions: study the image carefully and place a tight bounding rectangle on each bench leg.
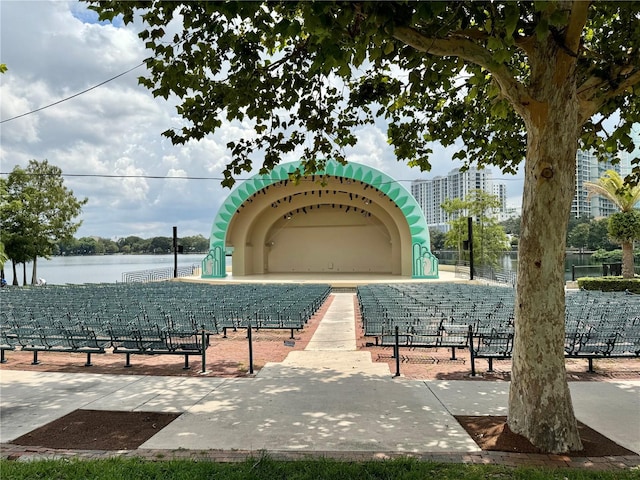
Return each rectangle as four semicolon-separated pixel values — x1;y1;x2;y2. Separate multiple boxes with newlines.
85;352;92;367
223;327;227;338
1;350;6;364
450;347;457;361
183;354;190;370
124;353;132;368
32;351;40;365
248;324;254;375
290;328;294;339
468;326;476;377
587;357;594;373
487;358;494;372
200;331;207;374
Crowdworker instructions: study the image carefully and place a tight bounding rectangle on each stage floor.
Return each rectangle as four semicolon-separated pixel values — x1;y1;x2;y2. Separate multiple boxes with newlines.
177;269;462;288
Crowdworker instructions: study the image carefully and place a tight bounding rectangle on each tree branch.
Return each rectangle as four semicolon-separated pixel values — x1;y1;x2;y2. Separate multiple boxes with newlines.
553;1;590;85
393;26;501;74
563;0;590;56
609;69;640;98
578;69;640;123
392;25;531;112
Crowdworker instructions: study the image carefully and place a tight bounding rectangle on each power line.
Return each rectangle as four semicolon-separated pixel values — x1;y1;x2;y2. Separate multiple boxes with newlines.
55;173;225;181
1;22;198;124
0;63;146;124
0;171;524;183
0;172;226;181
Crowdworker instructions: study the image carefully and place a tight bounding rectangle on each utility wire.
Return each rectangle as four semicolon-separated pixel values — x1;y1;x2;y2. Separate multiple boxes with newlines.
1;22;198;125
0;172;524;183
0;63;146;124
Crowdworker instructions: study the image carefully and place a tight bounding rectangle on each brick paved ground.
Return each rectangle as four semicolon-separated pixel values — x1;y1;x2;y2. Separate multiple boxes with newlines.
2;443;639;470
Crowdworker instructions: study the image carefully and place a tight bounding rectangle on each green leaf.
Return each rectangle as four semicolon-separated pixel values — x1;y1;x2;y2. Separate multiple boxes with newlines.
535;17;549;40
487;37;503;51
504;4;520;38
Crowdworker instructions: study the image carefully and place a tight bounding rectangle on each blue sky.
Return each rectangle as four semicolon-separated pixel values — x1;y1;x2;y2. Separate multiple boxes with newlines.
0;1;524;240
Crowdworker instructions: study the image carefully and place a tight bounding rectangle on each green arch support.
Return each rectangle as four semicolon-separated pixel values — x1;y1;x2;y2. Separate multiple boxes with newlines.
202;160;438;278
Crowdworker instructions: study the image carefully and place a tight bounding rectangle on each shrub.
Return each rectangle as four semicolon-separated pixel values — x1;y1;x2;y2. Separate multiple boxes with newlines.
591;249;640;263
577;276;640;293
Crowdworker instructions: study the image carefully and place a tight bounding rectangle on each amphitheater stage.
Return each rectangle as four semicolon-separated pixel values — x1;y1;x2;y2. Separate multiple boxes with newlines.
176;268;462;289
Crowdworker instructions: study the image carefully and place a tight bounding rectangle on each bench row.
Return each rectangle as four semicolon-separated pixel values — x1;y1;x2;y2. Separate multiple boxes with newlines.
379;320;640;375
358;285;640;375
1;321;207;370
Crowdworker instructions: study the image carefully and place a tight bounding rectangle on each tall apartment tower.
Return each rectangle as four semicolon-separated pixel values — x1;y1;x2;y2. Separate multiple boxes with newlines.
619;123;639;177
492;183;507;213
571;150;621;219
411;175;450;229
411;167;507;231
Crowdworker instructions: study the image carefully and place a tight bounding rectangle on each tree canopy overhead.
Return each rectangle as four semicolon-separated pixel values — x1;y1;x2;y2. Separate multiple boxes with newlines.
88;1;640;453
91;1;639;186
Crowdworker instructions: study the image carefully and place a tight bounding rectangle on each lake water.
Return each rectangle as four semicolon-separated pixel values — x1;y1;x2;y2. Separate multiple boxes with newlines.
7;254;207;285
6;252;600;285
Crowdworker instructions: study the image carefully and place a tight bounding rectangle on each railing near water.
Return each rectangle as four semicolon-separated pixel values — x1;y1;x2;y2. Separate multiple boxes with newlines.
122;264;200;283
476;265;517;286
570;264;607;281
454;262;517;287
454;263;471;279
455;260;636;285
570;263;640;281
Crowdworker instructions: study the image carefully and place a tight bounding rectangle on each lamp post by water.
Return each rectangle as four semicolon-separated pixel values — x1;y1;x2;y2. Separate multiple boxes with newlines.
468;217;474;281
173;226;178;278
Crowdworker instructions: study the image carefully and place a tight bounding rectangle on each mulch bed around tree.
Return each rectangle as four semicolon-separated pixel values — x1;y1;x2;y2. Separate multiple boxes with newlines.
11;412;637;456
456;415;638;457
11;410;181;451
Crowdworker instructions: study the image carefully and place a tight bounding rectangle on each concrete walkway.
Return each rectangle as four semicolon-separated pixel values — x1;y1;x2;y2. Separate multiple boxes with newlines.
1;293;639;468
264;293;391;376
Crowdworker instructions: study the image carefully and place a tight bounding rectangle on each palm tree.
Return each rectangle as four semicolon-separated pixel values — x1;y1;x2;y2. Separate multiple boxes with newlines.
584;170;640;278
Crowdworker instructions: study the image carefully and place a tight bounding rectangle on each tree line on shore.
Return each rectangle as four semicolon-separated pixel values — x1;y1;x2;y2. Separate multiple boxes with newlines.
56;234;210;256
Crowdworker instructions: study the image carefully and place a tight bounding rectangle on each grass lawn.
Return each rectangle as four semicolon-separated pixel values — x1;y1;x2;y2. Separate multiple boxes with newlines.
0;456;637;479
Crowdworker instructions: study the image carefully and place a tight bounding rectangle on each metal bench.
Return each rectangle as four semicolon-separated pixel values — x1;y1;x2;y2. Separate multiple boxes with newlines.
0;325;19;363
469;326;514;376
109;322;207;370
10;322;107;366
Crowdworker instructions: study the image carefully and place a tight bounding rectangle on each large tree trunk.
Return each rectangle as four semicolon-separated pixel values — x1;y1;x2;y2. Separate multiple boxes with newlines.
508;52;583;452
621;241;634;278
22;262;27;286
12;261;18;286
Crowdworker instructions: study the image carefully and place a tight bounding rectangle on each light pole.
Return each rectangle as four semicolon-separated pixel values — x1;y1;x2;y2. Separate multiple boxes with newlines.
467;217;474;281
173;226;178;278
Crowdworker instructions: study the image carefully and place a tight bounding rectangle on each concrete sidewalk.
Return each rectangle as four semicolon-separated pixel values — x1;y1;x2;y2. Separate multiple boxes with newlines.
1;293;639;467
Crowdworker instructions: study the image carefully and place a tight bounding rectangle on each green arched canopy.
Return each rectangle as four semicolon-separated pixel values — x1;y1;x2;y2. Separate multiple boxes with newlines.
202;160;438;278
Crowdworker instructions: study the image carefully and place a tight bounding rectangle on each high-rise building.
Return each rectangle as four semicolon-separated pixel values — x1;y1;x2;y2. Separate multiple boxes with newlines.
572;124;640;218
619;123;639;177
411;175;450;229
411;167;507;232
492;183;507;213
572;150;621;219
